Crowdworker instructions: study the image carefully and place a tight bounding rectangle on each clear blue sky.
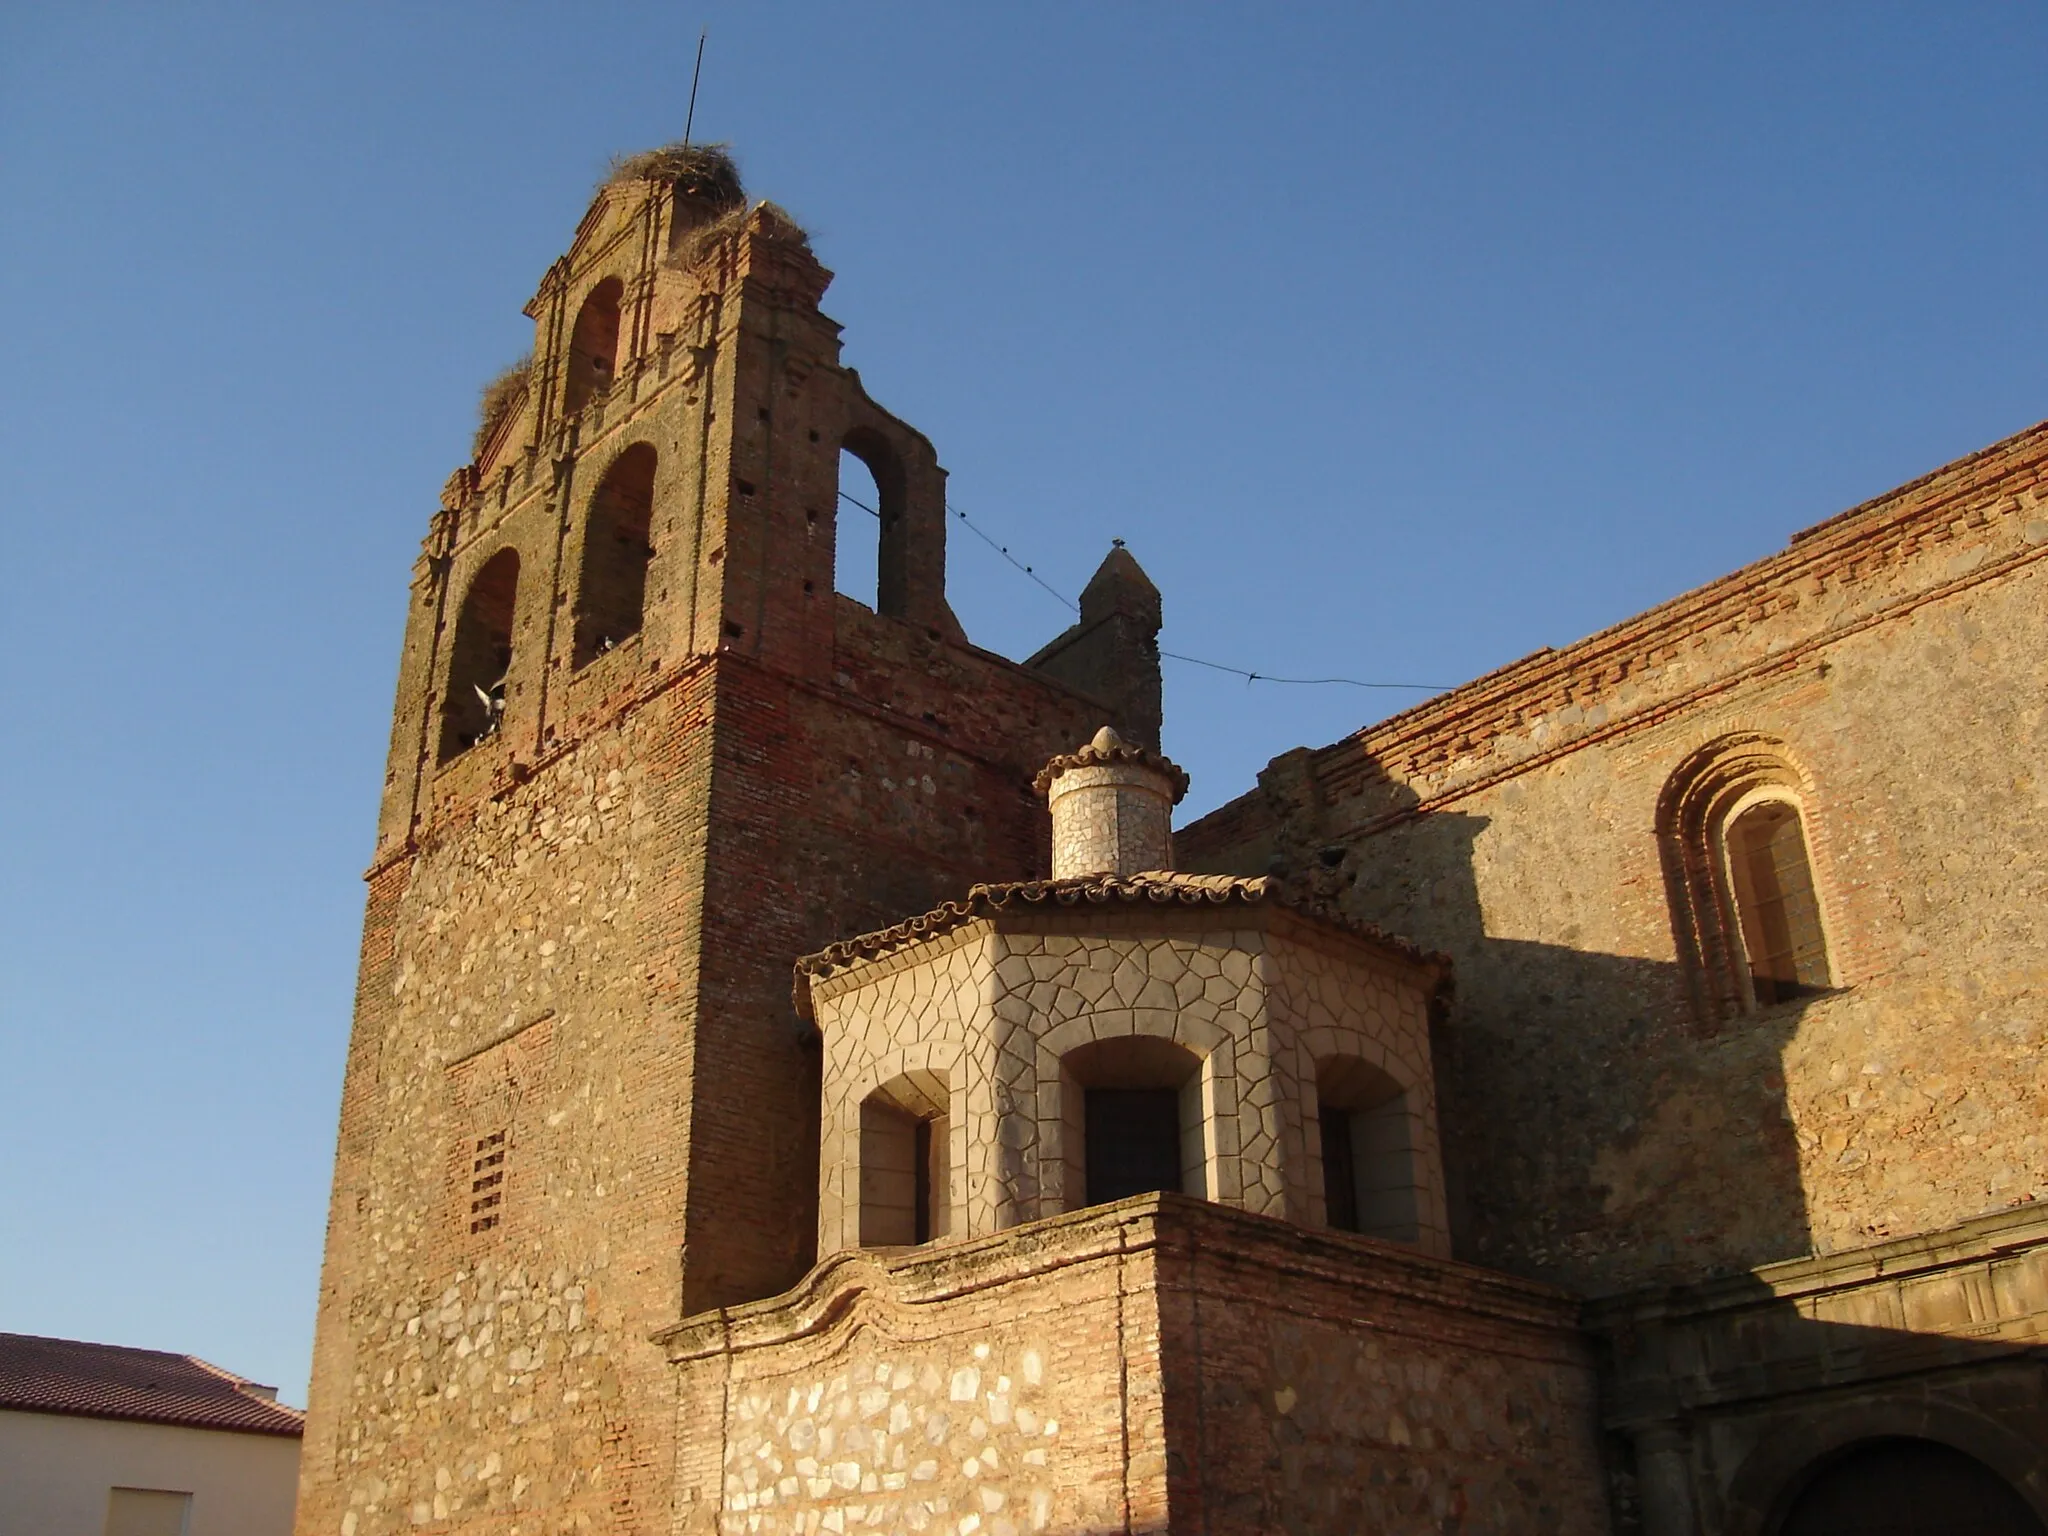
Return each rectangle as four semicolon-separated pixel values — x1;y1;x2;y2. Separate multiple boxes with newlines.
2;3;2042;1402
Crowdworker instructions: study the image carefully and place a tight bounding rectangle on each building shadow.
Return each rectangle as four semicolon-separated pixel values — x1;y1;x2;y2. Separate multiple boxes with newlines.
1183;750;2048;1534
1214;759;1818;1299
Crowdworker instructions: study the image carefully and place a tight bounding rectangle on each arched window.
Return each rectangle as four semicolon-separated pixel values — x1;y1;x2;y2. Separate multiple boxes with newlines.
1724;796;1831;1006
1060;1036;1205;1209
836;428;910;617
565;278;623;416
440;548;520;761
858;1071;950;1247
1660;735;1834;1020
573;444;657;666
1316;1057;1420;1242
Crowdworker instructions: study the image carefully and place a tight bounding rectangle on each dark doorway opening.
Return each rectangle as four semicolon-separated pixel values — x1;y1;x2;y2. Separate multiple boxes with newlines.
1776;1438;2045;1536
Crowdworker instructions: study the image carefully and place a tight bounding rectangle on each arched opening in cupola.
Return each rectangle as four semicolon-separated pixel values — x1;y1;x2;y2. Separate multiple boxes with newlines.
1315;1056;1419;1243
857;1071;951;1247
1061;1035;1205;1209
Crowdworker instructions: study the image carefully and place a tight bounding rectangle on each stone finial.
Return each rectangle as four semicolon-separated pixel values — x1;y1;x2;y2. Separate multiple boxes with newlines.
1034;727;1189;879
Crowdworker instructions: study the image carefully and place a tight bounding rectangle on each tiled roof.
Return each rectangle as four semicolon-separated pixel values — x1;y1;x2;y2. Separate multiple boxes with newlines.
796;871;1447;984
1031;727;1190;802
0;1333;305;1437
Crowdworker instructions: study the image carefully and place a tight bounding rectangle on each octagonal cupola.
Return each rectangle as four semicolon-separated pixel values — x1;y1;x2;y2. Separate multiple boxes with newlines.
796;730;1453;1264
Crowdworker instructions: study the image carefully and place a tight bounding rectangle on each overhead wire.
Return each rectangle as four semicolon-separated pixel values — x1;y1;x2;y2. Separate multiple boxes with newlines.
835;489;1449;695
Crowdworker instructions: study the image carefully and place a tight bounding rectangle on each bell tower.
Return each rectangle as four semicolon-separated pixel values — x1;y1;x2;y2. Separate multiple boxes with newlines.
295;146;1163;1536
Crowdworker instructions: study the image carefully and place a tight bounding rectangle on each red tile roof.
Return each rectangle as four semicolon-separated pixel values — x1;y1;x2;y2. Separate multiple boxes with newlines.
0;1333;304;1437
794;871;1449;989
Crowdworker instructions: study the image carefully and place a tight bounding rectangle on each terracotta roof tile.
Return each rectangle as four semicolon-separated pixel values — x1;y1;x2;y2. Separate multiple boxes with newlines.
796;871;1447;988
0;1332;304;1437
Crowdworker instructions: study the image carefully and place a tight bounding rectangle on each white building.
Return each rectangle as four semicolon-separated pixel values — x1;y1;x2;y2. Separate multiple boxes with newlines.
0;1333;301;1536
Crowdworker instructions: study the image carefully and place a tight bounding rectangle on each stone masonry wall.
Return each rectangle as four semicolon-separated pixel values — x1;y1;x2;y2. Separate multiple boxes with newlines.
1180;421;2048;1298
808;902;1445;1253
301;179;1161;1536
300;671;715;1536
1153;1203;1610;1534
662;1196;1604;1536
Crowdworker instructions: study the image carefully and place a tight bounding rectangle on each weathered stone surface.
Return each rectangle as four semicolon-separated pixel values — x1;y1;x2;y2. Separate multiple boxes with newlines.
1182;429;2048;1300
660;1197;1606;1536
297;167;1160;1536
802;882;1449;1255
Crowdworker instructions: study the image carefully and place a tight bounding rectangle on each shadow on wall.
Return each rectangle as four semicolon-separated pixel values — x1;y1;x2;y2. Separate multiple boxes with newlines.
1589;1232;2048;1536
1222;752;1822;1296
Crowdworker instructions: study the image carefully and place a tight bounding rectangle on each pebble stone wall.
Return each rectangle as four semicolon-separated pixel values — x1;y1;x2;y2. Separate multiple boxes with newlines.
804;885;1449;1258
662;1195;1606;1536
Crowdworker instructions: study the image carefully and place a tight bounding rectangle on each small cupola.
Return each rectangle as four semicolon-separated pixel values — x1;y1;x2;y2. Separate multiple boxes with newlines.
1034;727;1190;879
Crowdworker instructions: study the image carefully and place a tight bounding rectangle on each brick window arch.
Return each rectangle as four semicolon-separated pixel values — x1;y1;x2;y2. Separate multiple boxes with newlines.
1659;735;1834;1021
838;426;911;618
573;443;657;666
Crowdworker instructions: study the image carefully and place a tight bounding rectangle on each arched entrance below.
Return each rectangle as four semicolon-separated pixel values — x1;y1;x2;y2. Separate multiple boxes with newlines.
1776;1438;2045;1536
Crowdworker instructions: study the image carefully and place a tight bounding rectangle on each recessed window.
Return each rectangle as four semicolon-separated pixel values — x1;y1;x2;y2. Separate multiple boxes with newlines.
1659;735;1835;1020
565;278;622;415
573;444;657;666
1317;1057;1419;1242
1086;1088;1183;1203
1061;1035;1204;1210
858;1072;950;1246
1725;798;1831;1005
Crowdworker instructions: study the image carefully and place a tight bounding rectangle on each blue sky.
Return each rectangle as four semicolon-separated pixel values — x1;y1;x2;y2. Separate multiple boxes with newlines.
2;3;2043;1401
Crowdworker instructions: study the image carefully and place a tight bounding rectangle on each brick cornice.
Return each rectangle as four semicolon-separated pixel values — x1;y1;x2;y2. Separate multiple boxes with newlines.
1186;420;2048;847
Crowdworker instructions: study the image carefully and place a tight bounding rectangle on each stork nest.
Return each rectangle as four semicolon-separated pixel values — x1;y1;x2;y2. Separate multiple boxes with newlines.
473;354;532;459
604;141;745;210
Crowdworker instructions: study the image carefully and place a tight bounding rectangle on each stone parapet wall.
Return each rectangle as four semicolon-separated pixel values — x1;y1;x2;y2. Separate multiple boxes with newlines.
659;1195;1606;1536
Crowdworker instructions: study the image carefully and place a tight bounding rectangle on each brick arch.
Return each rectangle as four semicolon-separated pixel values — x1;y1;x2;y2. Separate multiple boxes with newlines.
825;390;956;635
1656;731;1838;1023
1722;1399;2048;1536
438;545;523;762
564;275;624;416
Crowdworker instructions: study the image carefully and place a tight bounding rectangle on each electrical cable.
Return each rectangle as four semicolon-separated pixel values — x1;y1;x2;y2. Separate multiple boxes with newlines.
835;489;1449;694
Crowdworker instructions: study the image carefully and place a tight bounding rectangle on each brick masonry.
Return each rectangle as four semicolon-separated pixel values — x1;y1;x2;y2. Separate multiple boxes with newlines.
296;166;1158;1536
658;1196;1607;1536
1181;430;2048;1296
301;146;2048;1536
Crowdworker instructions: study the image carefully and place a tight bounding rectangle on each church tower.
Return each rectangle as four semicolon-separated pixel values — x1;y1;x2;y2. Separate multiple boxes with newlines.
295;146;1161;1536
